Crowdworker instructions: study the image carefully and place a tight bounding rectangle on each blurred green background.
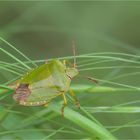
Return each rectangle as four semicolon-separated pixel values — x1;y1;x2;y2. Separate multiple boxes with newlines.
0;1;140;139
1;1;140;59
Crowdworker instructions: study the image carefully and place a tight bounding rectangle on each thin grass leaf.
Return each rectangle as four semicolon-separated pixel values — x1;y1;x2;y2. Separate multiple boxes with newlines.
80;66;140;71
67;94;103;126
111;71;140;80
0;65;22;76
0;61;27;71
110;119;140;133
84;106;140;113
0;85;14;90
83;78;140;90
50;103;117;140
0;128;79;136
41;127;64;140
85;52;140;59
112;100;140;107
0;47;31;70
4;76;20;85
61;55;140;65
14;53;140;67
78;59;116;68
70;84;140;93
0;37;38;68
0;64;25;73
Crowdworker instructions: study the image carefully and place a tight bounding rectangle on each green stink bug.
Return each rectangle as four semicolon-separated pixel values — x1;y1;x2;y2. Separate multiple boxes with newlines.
13;42;80;116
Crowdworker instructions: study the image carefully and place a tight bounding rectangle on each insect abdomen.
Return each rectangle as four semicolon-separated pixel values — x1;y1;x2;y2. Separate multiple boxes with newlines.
19;100;47;106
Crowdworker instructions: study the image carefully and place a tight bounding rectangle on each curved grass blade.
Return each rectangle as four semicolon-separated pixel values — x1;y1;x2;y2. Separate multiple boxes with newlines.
84;52;140;59
111;71;140;80
41;127;64;140
0;64;25;74
83;78;140;90
84;106;140;113
0;65;22;76
79;66;140;71
50;103;117;140
0;85;13;91
70;84;140;93
0;47;31;70
0;61;27;71
110;119;140;133
0;37;38;68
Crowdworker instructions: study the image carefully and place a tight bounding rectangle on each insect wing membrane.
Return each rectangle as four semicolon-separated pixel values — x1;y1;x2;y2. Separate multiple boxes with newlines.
26;75;61;103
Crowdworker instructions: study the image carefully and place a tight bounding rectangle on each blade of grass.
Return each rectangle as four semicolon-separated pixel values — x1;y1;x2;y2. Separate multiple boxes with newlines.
0;85;14;90
0;37;38;68
0;128;78;136
0;66;22;76
80;78;140;90
0;47;31;70
41;127;64;140
79;66;140;71
0;61;27;71
50;103;117;140
84;106;140;113
111;71;140;80
84;52;140;59
0;64;25;73
70;84;140;93
67;94;103;126
112;100;140;107
60;55;140;65
110;119;140;133
78;59;116;68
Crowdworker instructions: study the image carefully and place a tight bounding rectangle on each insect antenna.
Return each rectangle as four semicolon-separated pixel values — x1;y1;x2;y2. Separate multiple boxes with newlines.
85;76;98;84
76;75;98;84
72;40;77;68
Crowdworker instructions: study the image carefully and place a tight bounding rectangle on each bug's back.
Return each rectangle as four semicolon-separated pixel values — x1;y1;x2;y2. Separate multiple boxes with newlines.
17;60;71;105
21;59;71;90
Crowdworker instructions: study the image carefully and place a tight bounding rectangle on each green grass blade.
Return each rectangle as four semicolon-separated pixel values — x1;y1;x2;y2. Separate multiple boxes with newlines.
0;37;38;68
112;100;140;107
50;103;117;140
0;47;31;70
84;106;140;113
0;85;13;90
0;65;22;76
0;61;27;71
41;127;64;140
70;84;140;93
80;66;140;71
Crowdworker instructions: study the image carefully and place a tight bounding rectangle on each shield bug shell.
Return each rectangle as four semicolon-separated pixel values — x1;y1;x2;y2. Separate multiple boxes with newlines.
13;42;80;116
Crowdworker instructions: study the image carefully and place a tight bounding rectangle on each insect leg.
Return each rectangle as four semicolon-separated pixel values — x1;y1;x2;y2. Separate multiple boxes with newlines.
61;93;67;117
72;40;77;68
77;75;98;84
69;90;80;108
44;103;49;107
45;58;48;64
63;60;66;65
86;76;98;84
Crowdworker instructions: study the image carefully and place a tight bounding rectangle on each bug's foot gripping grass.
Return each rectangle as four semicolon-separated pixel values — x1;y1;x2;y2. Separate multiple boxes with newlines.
69;90;80;109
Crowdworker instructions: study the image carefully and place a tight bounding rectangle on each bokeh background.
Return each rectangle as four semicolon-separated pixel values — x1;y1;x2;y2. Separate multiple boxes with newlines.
0;1;140;139
1;1;140;59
